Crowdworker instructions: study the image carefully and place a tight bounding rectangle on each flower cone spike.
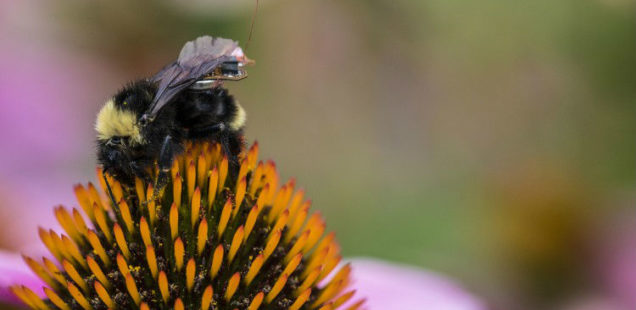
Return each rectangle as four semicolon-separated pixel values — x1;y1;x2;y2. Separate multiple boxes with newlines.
12;142;361;309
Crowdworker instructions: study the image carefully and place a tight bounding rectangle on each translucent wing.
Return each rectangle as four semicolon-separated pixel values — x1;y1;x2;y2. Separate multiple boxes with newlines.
144;36;239;120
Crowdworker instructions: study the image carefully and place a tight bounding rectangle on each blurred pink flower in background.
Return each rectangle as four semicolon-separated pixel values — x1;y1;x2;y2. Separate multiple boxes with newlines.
0;250;43;305
0;45;97;248
597;208;636;310
0;1;121;249
347;258;486;310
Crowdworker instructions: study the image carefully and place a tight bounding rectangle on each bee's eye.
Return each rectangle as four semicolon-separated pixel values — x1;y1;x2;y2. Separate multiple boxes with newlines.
109;136;123;145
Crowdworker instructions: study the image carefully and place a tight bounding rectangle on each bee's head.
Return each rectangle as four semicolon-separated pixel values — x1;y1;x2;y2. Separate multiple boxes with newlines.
96;81;156;146
95;80;157;181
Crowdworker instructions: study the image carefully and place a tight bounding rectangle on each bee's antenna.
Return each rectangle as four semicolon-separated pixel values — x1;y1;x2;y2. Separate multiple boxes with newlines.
101;170;119;207
245;0;259;52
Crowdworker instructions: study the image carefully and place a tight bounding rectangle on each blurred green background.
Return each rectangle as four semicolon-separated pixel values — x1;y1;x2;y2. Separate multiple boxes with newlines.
1;0;634;309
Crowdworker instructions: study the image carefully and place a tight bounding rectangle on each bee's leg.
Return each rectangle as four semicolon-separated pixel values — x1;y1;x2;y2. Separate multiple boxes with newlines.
101;169;119;207
220;132;240;176
147;135;176;203
219;133;232;161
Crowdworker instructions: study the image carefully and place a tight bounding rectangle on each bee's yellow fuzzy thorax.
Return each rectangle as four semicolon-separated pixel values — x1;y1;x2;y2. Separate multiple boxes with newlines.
95;100;143;144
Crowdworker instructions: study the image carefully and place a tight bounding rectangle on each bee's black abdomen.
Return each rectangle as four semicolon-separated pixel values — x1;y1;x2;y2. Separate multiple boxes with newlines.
175;87;245;160
175;88;236;130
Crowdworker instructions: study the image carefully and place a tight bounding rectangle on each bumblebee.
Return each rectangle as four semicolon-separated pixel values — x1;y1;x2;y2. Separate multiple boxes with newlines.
95;36;251;194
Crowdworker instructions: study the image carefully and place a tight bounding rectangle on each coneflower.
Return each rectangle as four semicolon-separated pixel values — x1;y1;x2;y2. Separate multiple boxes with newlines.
11;142;364;310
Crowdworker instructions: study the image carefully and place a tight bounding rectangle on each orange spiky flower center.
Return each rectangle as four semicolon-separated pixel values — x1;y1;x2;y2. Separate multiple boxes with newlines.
12;142;363;310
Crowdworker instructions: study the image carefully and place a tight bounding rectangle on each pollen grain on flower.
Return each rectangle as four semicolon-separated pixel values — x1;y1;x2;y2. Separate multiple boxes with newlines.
11;142;363;310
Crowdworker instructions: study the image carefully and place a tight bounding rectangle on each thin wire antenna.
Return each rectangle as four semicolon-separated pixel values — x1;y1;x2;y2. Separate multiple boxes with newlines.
245;0;259;51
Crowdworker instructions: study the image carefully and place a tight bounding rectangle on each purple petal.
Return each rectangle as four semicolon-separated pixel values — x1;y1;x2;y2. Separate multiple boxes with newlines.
598;211;636;309
348;258;487;310
0;250;45;305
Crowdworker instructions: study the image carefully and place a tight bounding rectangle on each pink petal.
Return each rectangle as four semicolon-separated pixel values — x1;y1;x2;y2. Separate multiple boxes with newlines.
0;250;45;305
348;258;486;310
